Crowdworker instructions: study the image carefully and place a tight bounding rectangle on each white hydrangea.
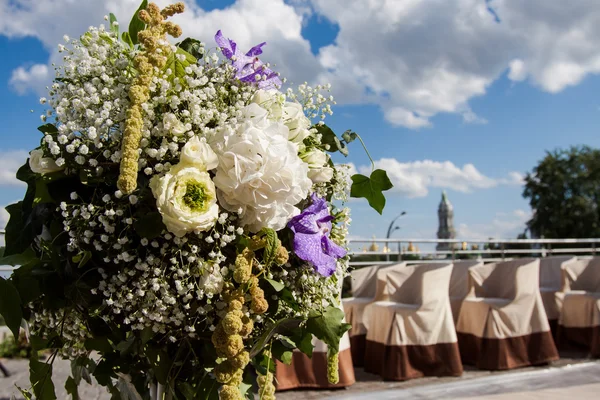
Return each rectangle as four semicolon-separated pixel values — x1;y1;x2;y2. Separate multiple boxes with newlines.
212;103;312;232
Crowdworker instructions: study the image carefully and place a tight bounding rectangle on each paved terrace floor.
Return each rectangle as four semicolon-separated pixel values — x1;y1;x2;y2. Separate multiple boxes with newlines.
0;350;597;399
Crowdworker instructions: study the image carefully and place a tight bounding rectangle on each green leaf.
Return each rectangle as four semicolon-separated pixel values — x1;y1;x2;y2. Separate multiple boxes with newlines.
350;169;393;214
265;278;284;292
271;340;293;365
109;13;119;36
290;330;314;358
178;37;204;59
0;247;37;266
249;317;303;358
65;376;79;400
116;336;135;356
162;48;197;82
37;124;58;135
178;373;219;400
34;179;53;205
145;346;172;385
133;212;165;239
84;337;113;353
306;306;351;353
341;130;358;143
16;385;33;400
71;251;92;268
128;0;148;46
315;124;348;156
0;277;22;340
140;327;154;345
29;357;56;400
115;373;143;400
260;227;279;266
122;32;134;48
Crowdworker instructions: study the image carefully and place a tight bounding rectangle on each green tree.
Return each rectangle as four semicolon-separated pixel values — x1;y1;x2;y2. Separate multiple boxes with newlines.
523;146;600;239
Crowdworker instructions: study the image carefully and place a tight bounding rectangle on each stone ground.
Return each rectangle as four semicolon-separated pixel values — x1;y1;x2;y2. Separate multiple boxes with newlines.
0;350;596;399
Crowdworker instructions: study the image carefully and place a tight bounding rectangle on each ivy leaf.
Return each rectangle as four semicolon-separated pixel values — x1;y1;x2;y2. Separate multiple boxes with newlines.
290;329;314;358
0;277;22;340
0;247;37;266
29;357;57;400
341;130;358;143
37;124;58;135
249;318;303;358
128;0;148;46
133;212;165;239
65;376;79;400
178;37;204;60
145;346;172;385
350;169;393;214
109;13;119;36
306;306;350;353
259;228;279;266
315;124;348;156
271;339;293;365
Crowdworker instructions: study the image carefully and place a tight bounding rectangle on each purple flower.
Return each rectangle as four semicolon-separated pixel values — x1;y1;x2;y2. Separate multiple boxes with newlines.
288;194;347;277
214;30;282;90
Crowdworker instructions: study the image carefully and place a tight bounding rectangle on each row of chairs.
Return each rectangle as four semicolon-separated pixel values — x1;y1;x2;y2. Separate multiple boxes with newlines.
274;257;600;389
343;257;600;381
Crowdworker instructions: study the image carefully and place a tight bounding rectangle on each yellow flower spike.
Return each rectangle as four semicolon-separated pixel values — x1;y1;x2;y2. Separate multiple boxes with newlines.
222;334;244;358
239;316;253;338
222;310;243;335
117;2;184;194
219;385;243;400
230;350;250;370
327;350;340;384
275;245;289;266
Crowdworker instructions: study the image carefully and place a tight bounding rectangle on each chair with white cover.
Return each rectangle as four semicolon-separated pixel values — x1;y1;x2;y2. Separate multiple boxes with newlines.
456;258;559;370
538;256;577;334
557;258;600;356
362;262;463;380
342;263;405;366
449;260;484;324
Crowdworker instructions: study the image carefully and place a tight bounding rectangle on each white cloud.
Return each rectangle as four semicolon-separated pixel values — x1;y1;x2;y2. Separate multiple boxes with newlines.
4;0;600;127
0;150;29;187
457;209;531;239
9;64;49;95
358;157;520;198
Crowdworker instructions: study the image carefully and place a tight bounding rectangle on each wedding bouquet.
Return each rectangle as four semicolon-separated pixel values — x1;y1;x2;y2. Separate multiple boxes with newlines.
0;2;391;399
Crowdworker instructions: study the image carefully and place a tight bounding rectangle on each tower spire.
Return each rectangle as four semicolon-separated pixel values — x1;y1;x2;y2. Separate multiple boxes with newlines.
436;191;456;252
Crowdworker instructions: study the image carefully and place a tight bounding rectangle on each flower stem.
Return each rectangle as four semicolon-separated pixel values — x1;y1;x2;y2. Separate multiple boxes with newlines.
353;133;375;172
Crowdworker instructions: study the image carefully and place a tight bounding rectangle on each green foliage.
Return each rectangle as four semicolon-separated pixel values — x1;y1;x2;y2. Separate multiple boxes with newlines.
109;13;119;36
315;124;348;156
29;357;56;400
350;169;393;214
523;146;600;239
306;306;350;353
133;212;165;239
128;0;148;46
0;277;22;340
260;228;279;267
163;48;197;83
178;38;204;60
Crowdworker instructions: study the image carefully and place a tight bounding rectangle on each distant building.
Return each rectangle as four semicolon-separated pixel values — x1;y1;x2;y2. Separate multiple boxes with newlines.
436;191;456;252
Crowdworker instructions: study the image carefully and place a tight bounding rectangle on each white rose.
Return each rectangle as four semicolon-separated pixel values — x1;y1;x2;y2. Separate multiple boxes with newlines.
29;149;64;174
150;163;219;237
251;89;284;120
283;102;312;143
301;149;334;183
213;104;312;232
180;136;218;171
162;113;187;136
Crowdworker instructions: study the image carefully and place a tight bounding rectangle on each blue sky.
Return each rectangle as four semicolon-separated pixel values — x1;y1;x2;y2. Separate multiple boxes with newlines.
1;0;600;251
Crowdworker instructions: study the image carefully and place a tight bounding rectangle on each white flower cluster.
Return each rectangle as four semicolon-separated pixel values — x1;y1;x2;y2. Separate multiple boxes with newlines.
28;20;352;356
